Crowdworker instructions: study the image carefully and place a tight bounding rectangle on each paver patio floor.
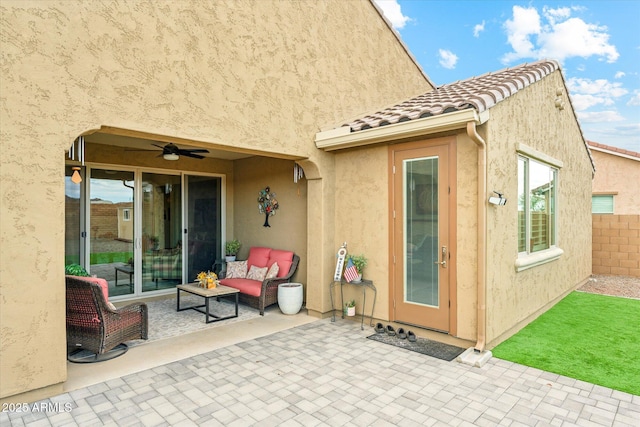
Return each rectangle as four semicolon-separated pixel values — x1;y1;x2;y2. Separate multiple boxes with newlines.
2;317;638;426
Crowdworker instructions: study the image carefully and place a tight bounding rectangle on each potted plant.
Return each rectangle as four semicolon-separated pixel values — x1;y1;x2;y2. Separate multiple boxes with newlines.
344;299;356;317
225;239;242;261
347;254;367;283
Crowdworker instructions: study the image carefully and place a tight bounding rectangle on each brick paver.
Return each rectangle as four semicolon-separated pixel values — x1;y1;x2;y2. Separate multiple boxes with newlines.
2;319;638;426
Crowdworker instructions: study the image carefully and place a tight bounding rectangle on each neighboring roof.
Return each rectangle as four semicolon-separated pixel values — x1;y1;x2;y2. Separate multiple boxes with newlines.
343;59;559;132
588;141;640;161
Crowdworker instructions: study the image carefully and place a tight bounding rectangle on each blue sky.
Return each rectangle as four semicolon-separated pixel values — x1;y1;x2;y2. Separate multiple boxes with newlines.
374;0;640;152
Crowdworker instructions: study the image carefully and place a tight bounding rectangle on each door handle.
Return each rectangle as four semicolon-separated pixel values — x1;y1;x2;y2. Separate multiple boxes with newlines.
434;246;447;268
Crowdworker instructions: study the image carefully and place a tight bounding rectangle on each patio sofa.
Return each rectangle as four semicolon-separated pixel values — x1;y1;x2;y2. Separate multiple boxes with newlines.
219;246;299;315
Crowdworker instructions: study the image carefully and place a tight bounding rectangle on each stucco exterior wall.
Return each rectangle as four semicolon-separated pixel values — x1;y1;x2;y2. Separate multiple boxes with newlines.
0;0;432;399
232;157;308;287
454;134;481;342
591;150;640;214
482;71;593;347
333;146;390;319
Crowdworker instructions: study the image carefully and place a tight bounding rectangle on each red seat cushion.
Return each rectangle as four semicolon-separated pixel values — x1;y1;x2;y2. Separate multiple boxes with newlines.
247;247;271;269
219;278;262;297
268;249;294;278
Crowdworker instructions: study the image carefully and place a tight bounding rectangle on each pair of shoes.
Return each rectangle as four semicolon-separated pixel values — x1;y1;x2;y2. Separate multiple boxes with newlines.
386;325;396;336
374;323;385;334
407;330;417;342
397;328;407;339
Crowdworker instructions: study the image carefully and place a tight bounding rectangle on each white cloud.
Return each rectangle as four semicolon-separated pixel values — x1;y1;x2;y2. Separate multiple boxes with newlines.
374;0;411;30
438;49;458;69
542;6;574;24
502;6;541;63
566;77;628;110
615;71;626;79
576;110;625;123
628;91;640;106
473;21;485;38
502;5;619;64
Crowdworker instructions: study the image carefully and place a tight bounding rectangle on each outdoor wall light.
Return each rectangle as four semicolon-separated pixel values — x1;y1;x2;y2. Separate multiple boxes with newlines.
488;191;507;206
71;167;82;184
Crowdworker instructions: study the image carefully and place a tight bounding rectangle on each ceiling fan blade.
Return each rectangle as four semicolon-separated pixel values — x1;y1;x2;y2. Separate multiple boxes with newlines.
184;149;209;153
178;151;206;159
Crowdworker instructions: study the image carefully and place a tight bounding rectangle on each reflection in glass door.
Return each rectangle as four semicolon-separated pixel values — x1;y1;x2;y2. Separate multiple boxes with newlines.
89;169;135;297
404;157;439;307
64;166;84;268
142;173;182;292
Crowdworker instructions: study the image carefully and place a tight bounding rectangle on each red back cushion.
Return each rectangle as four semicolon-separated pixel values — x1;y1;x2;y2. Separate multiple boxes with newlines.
268;249;294;278
70;275;109;302
247;247;272;269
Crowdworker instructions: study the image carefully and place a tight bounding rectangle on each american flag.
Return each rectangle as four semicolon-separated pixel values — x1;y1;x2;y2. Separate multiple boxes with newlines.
343;258;359;282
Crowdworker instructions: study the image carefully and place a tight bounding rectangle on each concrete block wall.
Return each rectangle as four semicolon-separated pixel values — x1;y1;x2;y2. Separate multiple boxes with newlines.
592;214;640;277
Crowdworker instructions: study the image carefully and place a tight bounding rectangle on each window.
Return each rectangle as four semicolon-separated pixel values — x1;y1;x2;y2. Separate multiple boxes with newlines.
592;194;614;214
123;208;131;221
518;156;558;254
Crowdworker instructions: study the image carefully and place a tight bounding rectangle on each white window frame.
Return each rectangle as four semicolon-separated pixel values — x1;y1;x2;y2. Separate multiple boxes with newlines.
515;144;564;272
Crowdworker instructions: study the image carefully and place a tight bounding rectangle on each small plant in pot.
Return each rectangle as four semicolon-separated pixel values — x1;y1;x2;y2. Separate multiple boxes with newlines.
225;239;241;261
345;299;356;317
347;254;367;283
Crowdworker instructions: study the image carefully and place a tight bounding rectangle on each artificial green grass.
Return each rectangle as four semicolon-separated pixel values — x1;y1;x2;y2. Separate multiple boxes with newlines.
492;291;640;395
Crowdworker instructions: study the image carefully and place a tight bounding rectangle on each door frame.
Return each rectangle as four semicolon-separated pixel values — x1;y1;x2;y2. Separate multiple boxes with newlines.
388;137;457;335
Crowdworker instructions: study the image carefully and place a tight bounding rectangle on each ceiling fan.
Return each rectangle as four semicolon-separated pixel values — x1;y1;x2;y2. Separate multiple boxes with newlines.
143;143;210;160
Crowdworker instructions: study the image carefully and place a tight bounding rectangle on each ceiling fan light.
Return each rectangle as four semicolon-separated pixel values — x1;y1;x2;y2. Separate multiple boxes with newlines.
163;153;179;161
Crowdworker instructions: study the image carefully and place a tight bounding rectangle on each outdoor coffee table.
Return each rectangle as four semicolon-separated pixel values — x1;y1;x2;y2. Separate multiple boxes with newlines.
176;283;239;323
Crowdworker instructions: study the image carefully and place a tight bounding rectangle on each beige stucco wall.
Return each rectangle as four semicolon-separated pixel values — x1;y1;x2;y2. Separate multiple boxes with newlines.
0;0;432;399
232;157;308;288
591;150;640;214
482;70;593;347
333;145;390;319
454;134;481;342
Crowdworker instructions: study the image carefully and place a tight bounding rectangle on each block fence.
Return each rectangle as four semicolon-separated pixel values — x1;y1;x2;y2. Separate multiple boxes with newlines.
592;214;640;277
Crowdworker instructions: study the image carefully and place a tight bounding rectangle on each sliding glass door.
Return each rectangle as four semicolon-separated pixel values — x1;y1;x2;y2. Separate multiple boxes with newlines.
141;172;183;292
65;165;223;300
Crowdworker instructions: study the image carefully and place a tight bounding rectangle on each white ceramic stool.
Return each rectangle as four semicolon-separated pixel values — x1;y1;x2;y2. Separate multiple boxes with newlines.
277;282;303;315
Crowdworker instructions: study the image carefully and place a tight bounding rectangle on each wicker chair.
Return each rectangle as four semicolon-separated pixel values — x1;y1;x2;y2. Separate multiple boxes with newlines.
66;276;148;362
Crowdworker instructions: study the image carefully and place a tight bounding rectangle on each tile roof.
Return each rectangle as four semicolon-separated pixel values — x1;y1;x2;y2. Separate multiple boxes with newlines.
587;141;640;160
343;59;559;132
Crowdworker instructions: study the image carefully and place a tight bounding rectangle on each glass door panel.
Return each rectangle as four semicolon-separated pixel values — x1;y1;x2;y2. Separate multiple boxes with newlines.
89;169;135;297
65;166;84;268
142;172;183;292
186;175;222;282
404;157;439;307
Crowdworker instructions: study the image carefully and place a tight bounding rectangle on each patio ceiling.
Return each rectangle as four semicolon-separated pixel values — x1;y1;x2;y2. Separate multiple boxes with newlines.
84;131;254;161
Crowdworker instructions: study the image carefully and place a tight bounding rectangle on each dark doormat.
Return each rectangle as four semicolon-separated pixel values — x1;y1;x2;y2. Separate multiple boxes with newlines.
367;333;466;362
